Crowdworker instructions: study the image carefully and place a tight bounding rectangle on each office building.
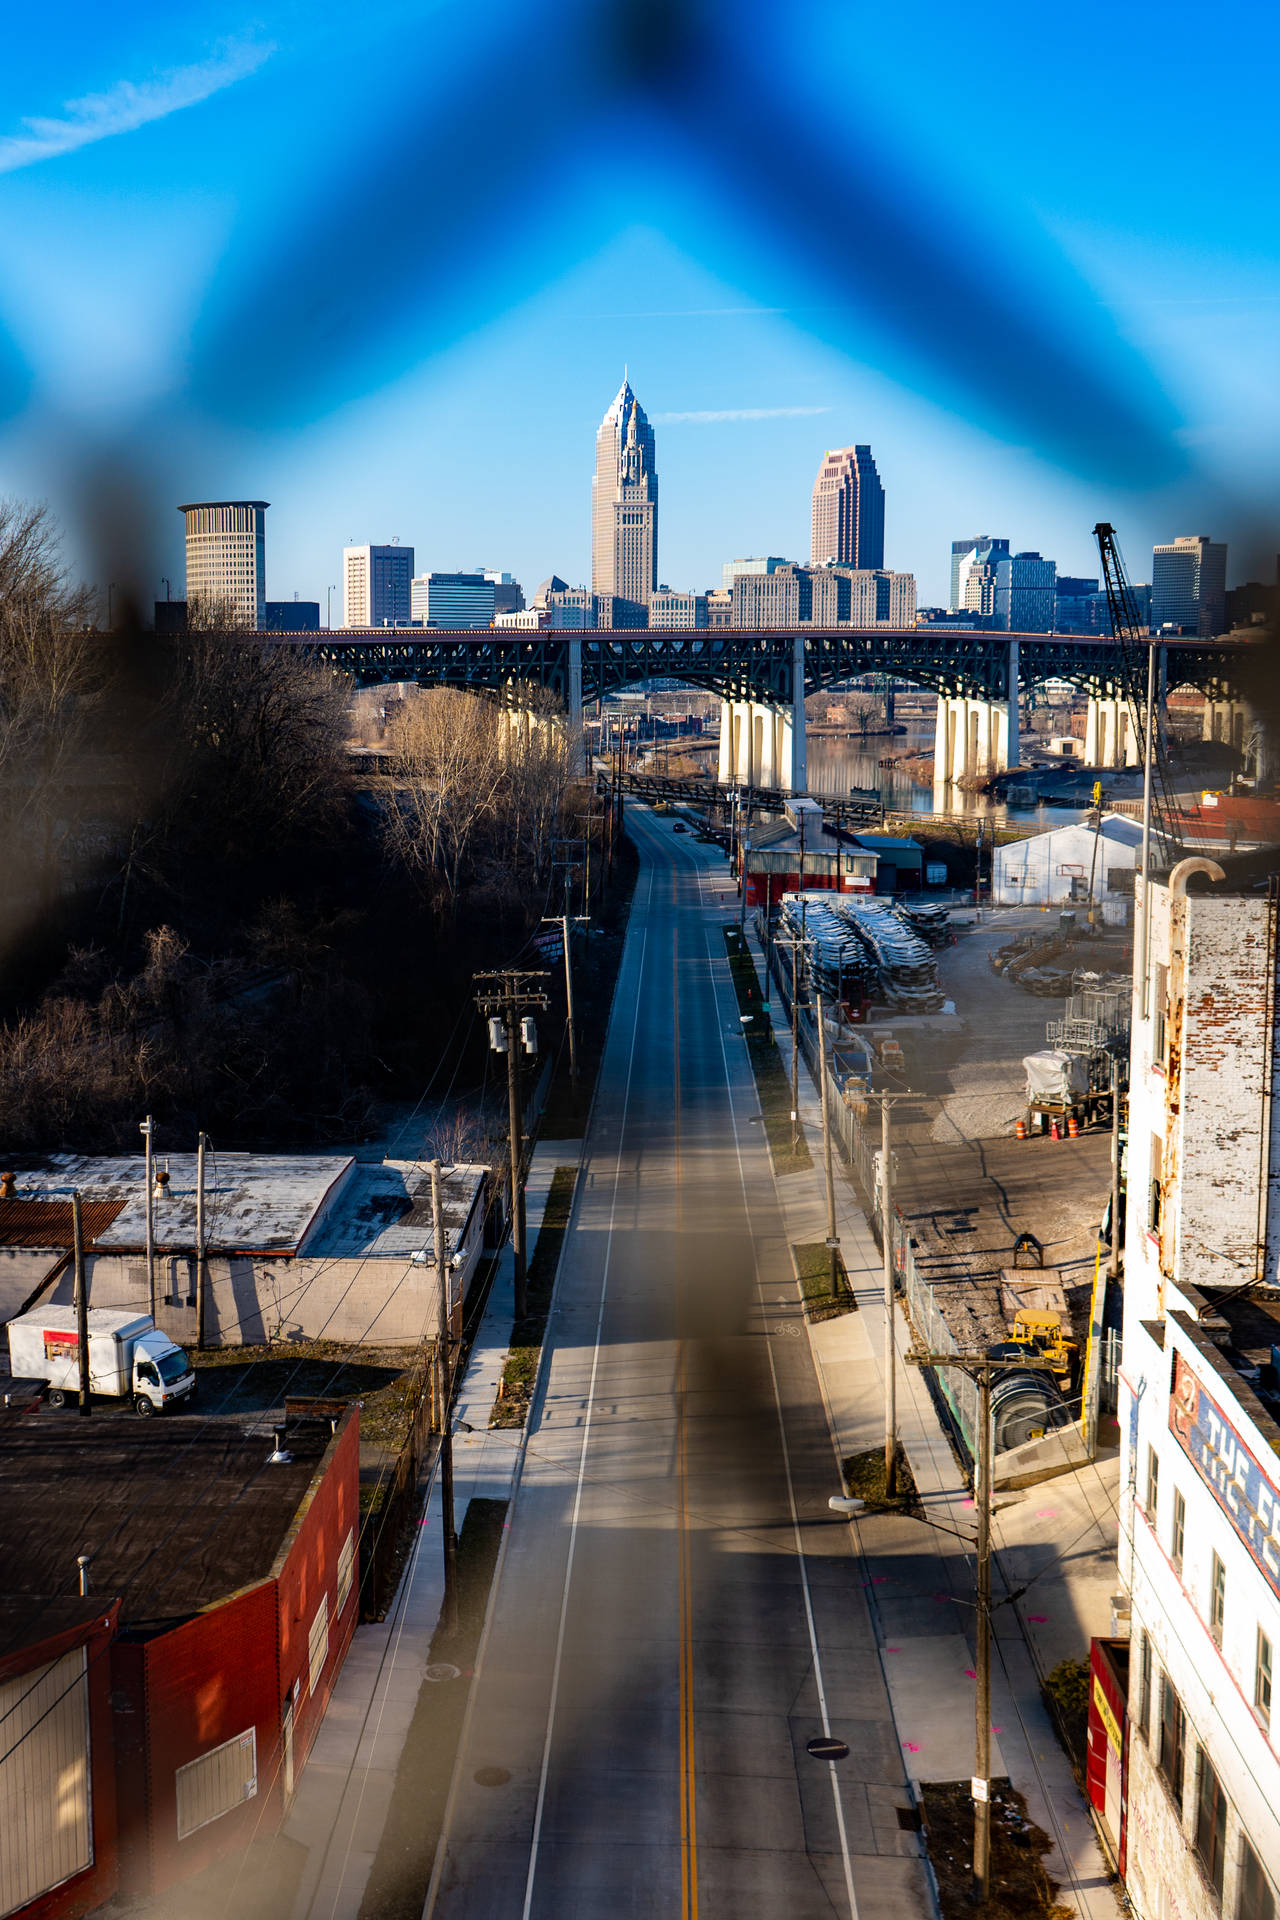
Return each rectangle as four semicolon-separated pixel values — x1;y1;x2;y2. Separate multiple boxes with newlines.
706;588;734;628
480;570;525;617
592;376;658;605
721;557;788;594
1054;576;1099;633
810;445;884;569
950;536;1009;614
410;571;495;629
732;564;914;628
264;600;320;631
1152;536;1228;636
179;500;268;627
649;590;707;630
343;544;413;628
593;594;648;630
962;549;1012;628
1010;552;1057;632
1115;864;1280;1920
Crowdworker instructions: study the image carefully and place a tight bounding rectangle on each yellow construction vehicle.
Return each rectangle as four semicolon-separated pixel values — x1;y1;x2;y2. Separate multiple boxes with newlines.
1009;1308;1078;1380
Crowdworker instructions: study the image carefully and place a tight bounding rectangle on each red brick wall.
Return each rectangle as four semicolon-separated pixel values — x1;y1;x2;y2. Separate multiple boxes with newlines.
118;1581;280;1896
276;1413;360;1776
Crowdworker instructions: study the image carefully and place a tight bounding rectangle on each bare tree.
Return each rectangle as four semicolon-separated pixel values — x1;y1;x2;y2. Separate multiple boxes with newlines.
0;499;102;917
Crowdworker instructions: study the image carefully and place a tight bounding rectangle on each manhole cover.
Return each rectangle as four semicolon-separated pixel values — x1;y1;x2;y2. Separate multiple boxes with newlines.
806;1737;849;1761
474;1766;511;1787
424;1664;460;1683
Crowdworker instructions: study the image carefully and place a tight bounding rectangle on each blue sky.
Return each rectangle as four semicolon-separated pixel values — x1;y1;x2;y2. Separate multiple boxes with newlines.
1;0;1278;612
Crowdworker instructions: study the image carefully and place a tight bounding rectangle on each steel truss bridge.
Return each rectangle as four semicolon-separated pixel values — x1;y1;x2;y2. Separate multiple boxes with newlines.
265;625;1258;709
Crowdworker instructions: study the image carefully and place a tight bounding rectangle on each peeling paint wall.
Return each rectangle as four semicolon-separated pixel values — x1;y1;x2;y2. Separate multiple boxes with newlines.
1176;894;1275;1291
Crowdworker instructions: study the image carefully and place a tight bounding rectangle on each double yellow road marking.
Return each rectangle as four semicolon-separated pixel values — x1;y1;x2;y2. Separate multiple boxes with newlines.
673;920;700;1920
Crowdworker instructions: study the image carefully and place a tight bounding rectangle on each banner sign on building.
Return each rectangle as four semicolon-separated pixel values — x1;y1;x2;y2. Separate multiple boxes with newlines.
1169;1350;1280;1601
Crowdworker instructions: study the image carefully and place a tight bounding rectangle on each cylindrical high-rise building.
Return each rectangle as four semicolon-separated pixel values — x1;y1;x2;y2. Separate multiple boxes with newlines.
592;378;658;606
179;500;268;627
810;446;884;570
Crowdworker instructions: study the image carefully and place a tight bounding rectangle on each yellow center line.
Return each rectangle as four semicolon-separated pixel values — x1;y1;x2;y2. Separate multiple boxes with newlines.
673;919;699;1920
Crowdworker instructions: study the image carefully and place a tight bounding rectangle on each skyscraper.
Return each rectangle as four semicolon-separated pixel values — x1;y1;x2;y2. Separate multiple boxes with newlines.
949;536;1009;613
810;446;884;570
343;544;414;627
592;376;658;605
1010;552;1057;632
179;500;268;626
1151;535;1227;636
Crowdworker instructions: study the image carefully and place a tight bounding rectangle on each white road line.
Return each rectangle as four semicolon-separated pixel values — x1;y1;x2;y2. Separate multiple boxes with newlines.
700;901;861;1920
518;883;654;1920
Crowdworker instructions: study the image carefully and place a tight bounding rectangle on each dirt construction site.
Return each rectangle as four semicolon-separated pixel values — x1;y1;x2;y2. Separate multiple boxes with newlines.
865;909;1121;1360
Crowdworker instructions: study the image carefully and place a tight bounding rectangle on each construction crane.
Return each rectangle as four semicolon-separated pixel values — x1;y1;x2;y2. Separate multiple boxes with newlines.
1094;521;1186;999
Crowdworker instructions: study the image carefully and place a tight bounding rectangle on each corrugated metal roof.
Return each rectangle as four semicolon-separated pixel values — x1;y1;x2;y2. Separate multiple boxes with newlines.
0;1198;126;1249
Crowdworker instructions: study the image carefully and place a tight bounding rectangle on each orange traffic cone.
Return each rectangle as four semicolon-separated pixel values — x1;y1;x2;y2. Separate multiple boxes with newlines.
1068;1114;1080;1138
1015;1118;1027;1140
1051;1119;1061;1141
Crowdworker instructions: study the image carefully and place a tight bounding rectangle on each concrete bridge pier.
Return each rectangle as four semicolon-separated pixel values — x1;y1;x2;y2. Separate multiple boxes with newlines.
1084;694;1141;768
717;641;808;792
932;695;1016;783
1202;696;1251;754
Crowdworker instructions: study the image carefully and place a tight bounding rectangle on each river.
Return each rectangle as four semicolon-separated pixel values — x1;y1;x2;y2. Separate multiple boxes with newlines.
805;726;1089;828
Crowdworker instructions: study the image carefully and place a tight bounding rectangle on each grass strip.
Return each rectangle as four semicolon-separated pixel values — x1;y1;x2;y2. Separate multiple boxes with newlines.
793;1240;856;1322
490;1164;579;1427
722;927;811;1174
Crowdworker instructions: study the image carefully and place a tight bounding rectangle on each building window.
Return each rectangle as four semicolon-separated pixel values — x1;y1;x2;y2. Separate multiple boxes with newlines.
1153;961;1169;1063
337;1529;355;1617
1149;1135;1163;1232
175;1729;257;1839
308;1595;329;1699
1194;1748;1228;1898
1239;1836;1277;1920
1257;1630;1274;1730
1158;1674;1186;1804
1146;1445;1160;1524
1210;1554;1226;1648
1137;1632;1152;1740
1172;1488;1186;1573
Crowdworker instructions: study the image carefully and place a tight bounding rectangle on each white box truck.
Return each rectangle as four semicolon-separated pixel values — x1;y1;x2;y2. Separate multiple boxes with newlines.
6;1308;196;1417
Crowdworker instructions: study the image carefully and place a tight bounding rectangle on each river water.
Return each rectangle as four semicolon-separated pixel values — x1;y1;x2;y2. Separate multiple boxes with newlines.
805;726;1089;828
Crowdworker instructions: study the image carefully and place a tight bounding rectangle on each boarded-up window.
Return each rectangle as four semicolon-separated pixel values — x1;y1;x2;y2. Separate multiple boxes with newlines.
175;1728;257;1840
308;1596;329;1699
0;1648;92;1916
337;1530;355;1617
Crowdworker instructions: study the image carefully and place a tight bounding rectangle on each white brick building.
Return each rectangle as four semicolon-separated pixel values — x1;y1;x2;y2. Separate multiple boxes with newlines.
1117;863;1280;1920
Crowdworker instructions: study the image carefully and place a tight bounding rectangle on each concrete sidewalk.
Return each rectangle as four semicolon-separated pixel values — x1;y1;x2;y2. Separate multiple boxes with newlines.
284;1141;582;1920
744;917;1121;1918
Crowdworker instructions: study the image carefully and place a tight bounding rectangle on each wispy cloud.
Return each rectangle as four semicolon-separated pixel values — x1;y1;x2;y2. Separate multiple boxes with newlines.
0;39;273;176
653;405;831;424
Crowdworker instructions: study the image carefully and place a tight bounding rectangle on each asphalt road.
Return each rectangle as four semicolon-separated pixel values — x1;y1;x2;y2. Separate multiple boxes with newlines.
425;808;933;1920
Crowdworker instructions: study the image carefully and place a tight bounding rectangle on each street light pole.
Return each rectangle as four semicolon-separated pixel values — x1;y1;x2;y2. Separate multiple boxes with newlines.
195;1131;208;1348
473;971;549;1321
139;1115;155;1320
326;584;338;629
73;1192;90;1417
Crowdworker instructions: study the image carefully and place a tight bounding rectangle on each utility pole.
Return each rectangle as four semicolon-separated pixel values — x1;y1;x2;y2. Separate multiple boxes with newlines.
904;1347;1033;1908
815;993;842;1298
882;1095;896;1494
429;1159;458;1632
1108;1055;1122;1283
862;1092;916;1498
195;1131;208;1349
73;1192;90;1417
140;1115;155;1320
473;971;549;1320
543;915;589;1087
772;934;810;1154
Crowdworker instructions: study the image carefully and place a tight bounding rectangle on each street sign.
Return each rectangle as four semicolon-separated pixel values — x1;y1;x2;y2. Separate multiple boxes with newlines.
971;1777;989;1803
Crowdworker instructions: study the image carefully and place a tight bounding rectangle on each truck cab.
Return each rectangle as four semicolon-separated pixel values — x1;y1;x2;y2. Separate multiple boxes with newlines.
130;1336;196;1415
